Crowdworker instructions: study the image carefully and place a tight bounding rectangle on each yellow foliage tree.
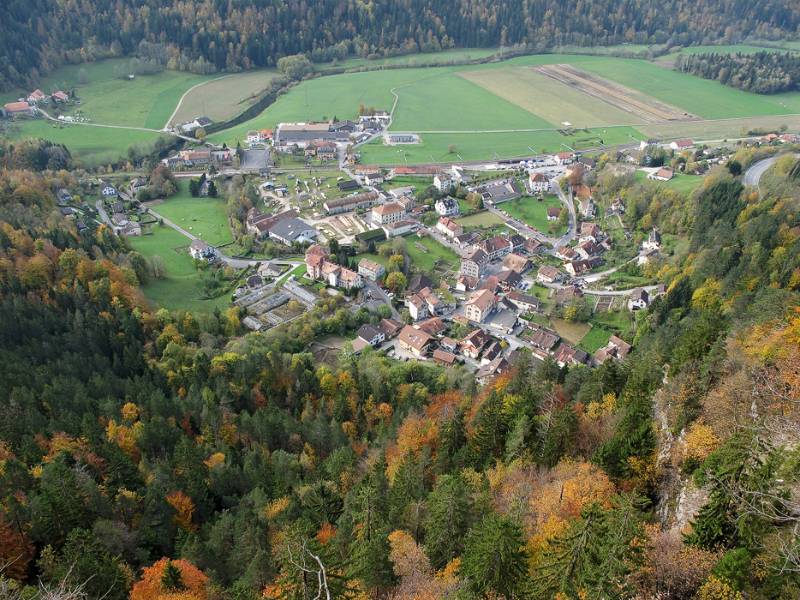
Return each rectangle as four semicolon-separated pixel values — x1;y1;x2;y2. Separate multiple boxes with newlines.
165;490;196;532
696;575;744;600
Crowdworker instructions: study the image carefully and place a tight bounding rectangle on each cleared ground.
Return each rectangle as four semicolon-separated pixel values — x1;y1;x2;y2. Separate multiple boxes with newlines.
459;67;637;127
535;63;696;122
168;69;279;126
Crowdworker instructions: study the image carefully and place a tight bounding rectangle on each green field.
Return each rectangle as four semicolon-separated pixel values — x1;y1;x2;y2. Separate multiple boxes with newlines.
500;195;564;232
634;170;705;194
455;211;505;228
1;59;211;163
128;224;229;313
168;69;279;126
2;120;166;166
359;126;643;165
150;181;232;245
578;325;613;353
405;235;459;272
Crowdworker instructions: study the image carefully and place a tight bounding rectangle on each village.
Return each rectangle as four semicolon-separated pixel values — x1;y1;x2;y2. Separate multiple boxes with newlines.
29;97;800;382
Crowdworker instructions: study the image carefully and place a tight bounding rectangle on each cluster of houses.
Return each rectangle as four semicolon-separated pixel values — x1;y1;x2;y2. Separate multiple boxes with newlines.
163;147;234;169
521;321;631;368
2;88;69;119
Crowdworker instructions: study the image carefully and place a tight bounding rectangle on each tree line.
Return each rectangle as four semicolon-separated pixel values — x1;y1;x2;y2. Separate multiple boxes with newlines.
678;50;800;93
3;0;800;90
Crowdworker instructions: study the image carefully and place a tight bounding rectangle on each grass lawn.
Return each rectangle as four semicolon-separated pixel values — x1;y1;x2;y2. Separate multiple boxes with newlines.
168;69;279;126
405;235;459;272
383;175;431;190
277;264;307;287
128;224;229;313
2;119;166;166
500;195;565;233
578;326;613;354
455;211;505;229
591;310;634;333
151;181;233;246
634;170;705;194
551;318;591;344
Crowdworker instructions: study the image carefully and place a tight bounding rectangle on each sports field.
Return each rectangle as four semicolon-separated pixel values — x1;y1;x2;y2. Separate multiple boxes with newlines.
168;69;279;126
150;181;233;246
128;224;230;313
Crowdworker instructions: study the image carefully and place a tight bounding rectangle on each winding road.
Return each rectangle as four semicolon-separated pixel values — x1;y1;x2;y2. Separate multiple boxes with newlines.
743;152;800;194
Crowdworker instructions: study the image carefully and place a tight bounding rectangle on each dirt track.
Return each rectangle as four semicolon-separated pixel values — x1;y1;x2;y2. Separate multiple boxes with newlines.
535;64;699;123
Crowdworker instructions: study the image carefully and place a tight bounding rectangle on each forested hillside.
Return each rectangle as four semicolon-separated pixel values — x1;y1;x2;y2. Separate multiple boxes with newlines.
2;0;800;90
1;150;800;598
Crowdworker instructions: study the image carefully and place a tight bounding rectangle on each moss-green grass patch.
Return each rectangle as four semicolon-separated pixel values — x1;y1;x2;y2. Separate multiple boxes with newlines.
499;195;565;233
150;181;233;246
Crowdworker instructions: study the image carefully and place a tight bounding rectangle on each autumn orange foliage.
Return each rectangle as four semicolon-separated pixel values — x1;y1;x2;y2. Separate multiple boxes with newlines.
0;514;34;581
130;557;209;600
165;490;197;532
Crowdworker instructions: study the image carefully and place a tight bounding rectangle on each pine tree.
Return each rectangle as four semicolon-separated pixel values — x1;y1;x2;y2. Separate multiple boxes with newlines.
469;391;508;468
461;512;528;599
161;559;186;591
423;473;471;569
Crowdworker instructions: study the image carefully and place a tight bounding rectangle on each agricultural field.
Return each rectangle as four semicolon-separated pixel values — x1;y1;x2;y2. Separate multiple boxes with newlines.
148;181;233;246
1;58;212;163
460;68;638;127
168;69;279;126
128;224;229;313
495;195;564;232
1;119;166;166
358;127;642;165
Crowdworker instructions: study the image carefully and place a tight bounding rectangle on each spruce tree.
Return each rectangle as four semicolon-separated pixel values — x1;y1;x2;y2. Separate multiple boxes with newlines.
461;513;528;599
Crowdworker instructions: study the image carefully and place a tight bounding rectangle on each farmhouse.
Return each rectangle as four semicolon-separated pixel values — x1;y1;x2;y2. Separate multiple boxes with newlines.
274;122;349;150
479;236;513;261
382;220;419;238
2;102;35;118
460;248;489;279
397;325;433;358
246;208;299;239
52;91;69;103
579;222;602;242
371;201;405;225
670;139;694;151
307;140;338;160
268;217;318;246
27;89;48;104
464;289;497;323
555;151;576;165
525;324;560;352
649;167;674;182
357;258;385;281
502;253;530;273
434;197;460;217
528;172;551;194
628;288;650;311
323;191;380;215
189;240;216;261
432;349;457;366
356;324;386;348
553;343;589;368
180;116;213;133
537;265;563;284
476;179;521;204
505;291;540;313
642;228;662;251
436;217;463;239
594;335;632;364
433;174;454;193
461;329;490;359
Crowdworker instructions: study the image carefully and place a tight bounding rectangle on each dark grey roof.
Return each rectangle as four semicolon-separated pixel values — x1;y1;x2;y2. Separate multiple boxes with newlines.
357;324;383;341
268;217;316;241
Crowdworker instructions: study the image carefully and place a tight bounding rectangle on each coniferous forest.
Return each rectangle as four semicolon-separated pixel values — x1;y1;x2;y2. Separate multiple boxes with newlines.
678;51;800;93
2;0;800;90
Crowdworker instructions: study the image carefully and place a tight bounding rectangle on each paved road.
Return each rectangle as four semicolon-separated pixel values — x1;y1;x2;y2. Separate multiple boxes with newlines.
743;153;800;194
